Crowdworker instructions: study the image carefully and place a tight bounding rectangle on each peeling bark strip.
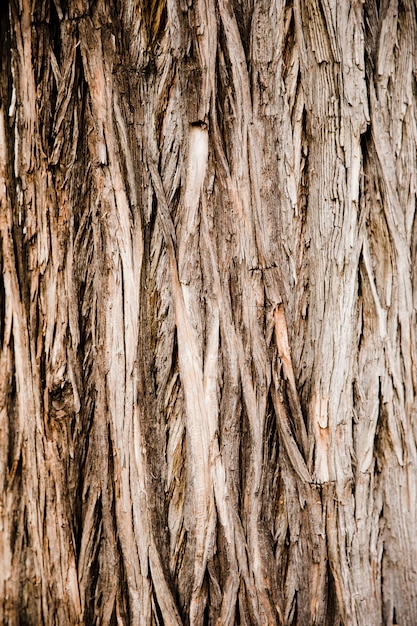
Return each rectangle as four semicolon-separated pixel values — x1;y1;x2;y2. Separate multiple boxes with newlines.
1;0;417;624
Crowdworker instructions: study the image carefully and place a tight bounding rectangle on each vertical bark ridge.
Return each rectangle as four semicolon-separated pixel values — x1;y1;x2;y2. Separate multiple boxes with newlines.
1;2;85;623
78;11;182;624
358;3;417;622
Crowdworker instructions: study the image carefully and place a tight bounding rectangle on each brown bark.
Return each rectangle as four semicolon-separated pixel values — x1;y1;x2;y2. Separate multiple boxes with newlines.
1;0;417;624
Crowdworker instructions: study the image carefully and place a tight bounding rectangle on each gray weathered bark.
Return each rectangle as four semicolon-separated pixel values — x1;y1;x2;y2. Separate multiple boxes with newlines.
1;0;417;624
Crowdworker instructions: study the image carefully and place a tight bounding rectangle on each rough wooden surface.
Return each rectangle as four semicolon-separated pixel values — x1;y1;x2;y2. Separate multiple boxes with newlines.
1;0;417;624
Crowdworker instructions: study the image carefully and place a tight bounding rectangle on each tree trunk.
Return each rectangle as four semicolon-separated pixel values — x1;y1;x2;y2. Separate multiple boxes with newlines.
1;0;416;624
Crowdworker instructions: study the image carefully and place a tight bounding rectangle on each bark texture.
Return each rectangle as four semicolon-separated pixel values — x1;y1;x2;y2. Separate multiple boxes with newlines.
1;0;417;624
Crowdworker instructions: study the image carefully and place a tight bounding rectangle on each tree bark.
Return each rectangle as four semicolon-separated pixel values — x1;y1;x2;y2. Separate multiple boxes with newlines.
1;0;417;624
